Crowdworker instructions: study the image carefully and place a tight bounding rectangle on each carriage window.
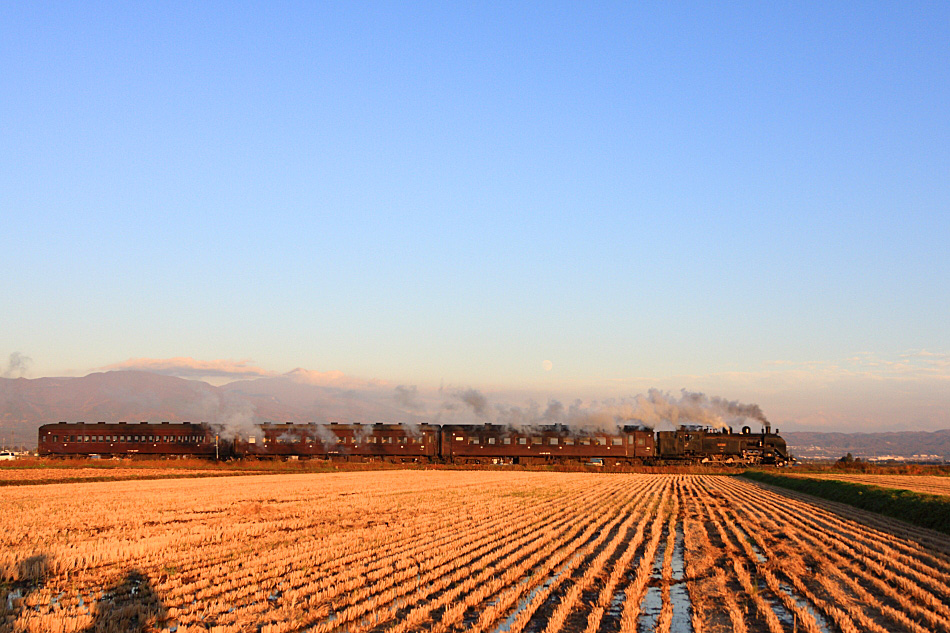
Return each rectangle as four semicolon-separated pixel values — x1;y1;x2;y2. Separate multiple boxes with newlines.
503;437;511;445
612;438;623;446
637;437;645;446
596;437;607;446
69;435;75;442
454;435;464;442
563;438;574;446
52;435;58;443
468;437;480;444
531;437;542;445
518;437;527;445
579;438;590;445
549;438;558;445
487;437;496;445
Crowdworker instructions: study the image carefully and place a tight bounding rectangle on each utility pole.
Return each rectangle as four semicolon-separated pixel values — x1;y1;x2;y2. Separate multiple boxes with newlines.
215;434;219;461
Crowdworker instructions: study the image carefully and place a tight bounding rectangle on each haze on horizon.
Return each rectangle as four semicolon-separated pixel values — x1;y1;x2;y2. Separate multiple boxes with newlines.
2;4;948;433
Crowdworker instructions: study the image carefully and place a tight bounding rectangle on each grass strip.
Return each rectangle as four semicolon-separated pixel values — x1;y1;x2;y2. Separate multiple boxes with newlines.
741;471;950;535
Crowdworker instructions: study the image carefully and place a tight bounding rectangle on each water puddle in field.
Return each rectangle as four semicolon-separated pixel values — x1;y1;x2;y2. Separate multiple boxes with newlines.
464;577;528;628
637;530;667;633
5;588;24;611
753;576;796;628
638;585;663;631
607;587;626;618
638;521;693;633
729;525;830;632
778;582;833;633
747;539;767;563
491;571;561;633
670;523;692;632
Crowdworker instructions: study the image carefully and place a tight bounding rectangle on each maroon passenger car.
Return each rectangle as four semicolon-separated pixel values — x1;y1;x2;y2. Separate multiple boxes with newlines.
240;422;440;462
440;424;655;465
37;421;220;458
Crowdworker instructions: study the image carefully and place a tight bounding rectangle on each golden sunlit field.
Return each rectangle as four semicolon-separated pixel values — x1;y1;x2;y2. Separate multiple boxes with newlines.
0;467;235;485
3;471;950;633
787;473;950;497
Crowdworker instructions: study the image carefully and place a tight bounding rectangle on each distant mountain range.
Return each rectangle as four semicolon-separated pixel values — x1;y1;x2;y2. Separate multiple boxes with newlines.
1;371;948;459
0;370;411;448
783;430;950;462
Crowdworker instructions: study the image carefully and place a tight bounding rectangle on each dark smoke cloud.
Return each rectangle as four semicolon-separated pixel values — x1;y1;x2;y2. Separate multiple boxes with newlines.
455;388;490;418
394;385;423;411
2;352;32;378
422;385;769;432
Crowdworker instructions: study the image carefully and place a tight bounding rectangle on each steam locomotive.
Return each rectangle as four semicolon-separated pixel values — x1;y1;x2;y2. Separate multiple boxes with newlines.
36;420;791;465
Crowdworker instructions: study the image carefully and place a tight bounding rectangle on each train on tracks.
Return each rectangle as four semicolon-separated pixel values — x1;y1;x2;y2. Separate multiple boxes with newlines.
36;420;791;466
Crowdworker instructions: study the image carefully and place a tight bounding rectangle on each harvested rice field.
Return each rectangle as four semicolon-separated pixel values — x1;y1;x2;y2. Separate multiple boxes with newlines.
0;467;236;485
3;471;949;633
788;473;950;497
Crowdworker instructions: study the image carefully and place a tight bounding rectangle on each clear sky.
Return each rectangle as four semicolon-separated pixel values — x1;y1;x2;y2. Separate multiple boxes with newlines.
2;3;948;430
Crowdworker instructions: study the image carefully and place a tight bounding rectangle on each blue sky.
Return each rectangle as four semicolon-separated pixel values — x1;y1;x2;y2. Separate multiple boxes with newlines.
2;3;948;430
